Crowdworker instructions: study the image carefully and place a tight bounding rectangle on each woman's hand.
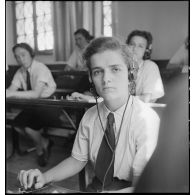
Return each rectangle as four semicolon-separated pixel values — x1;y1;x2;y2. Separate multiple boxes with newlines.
18;169;46;190
66;92;87;101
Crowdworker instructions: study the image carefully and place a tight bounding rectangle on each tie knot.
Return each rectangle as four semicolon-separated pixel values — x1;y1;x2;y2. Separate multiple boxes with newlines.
107;113;115;126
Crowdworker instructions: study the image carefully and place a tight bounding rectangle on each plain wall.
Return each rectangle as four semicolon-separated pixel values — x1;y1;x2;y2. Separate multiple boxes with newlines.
6;1;189;64
6;1;15;65
113;1;189;59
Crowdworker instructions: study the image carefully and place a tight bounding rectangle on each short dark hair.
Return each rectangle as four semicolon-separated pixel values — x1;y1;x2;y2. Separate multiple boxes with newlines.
74;28;94;42
12;42;35;58
126;30;153;59
83;36;136;81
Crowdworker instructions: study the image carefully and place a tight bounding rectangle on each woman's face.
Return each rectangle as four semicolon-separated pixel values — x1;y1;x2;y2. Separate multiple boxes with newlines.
14;47;33;69
128;35;148;61
90;50;129;103
75;33;88;49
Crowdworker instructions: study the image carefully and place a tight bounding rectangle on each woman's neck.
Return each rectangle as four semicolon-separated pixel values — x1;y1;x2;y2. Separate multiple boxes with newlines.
104;94;130;112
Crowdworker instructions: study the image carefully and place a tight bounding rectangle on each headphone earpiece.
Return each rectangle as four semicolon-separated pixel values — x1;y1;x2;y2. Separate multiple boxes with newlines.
89;74;99;97
143;44;152;60
90;82;99;97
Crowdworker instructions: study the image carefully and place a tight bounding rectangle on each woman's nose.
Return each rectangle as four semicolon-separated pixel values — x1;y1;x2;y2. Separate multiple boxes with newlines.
102;70;111;84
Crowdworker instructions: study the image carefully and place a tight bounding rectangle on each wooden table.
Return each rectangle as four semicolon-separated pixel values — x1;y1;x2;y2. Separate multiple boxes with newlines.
6;171;80;193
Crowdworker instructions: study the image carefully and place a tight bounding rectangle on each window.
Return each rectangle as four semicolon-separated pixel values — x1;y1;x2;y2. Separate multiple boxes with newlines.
14;1;53;53
103;1;112;36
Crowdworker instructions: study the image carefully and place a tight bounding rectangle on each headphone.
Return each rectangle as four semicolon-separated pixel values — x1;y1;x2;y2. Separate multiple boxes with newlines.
143;43;152;60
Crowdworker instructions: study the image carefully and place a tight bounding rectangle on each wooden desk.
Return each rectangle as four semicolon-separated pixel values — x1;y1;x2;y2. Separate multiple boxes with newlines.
6;171;79;193
6;98;95;154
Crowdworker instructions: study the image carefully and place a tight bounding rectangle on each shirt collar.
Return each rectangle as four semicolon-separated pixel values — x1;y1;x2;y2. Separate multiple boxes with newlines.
138;60;144;69
102;95;132;119
21;59;35;73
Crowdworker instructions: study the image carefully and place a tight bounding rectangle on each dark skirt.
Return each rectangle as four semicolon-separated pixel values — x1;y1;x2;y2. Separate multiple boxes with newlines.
13;107;63;131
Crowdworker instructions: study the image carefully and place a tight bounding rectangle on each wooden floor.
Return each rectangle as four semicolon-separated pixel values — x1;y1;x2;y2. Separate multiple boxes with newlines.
6;127;79;192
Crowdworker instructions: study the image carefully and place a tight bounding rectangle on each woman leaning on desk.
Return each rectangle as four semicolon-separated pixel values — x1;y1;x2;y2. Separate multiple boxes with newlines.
64;28;94;71
6;42;61;167
18;37;160;192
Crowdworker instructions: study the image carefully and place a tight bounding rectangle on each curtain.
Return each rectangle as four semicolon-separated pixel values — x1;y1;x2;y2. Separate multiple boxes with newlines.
52;1;103;61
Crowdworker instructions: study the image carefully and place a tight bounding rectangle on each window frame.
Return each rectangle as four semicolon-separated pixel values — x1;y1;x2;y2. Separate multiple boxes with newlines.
13;1;53;55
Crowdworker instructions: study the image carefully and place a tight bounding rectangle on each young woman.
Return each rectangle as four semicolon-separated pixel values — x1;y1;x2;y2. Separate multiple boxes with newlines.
18;37;160;192
65;28;94;71
126;30;164;102
6;43;59;167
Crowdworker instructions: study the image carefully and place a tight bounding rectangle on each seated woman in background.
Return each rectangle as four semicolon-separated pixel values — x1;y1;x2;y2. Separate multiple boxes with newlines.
126;30;164;103
166;36;189;74
6;43;61;167
65;28;94;71
65;29;100;102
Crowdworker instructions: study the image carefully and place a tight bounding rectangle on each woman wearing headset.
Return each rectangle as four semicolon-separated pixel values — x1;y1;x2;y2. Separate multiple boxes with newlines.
65;28;94;71
17;37;160;192
126;30;164;103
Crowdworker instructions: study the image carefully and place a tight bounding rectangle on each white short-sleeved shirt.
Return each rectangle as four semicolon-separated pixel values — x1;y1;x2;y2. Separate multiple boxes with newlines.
11;60;56;98
136;60;164;101
71;96;160;181
66;47;87;70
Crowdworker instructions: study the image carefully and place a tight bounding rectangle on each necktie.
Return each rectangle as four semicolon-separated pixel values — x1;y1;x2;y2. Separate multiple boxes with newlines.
95;112;115;187
26;70;32;90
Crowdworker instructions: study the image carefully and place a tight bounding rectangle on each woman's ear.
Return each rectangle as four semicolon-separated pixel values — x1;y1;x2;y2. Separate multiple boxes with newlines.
88;74;92;83
148;44;152;50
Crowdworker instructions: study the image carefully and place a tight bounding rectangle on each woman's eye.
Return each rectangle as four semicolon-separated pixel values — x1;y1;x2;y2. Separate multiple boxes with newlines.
112;67;120;72
93;70;101;76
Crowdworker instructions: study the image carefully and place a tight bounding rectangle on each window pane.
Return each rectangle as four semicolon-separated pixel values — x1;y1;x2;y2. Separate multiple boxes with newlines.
37;16;45;33
16;3;24;19
45;31;53;50
104;26;112;37
103;1;111;6
37;33;45;51
17;35;25;43
25;34;34;48
15;1;24;5
16;20;25;35
24;1;33;18
103;1;112;36
44;14;52;31
24;18;34;35
36;1;51;16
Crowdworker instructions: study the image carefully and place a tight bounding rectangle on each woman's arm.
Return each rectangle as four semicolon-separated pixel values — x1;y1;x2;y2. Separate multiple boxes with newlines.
6;82;45;99
136;93;156;103
18;156;87;190
44;156;87;184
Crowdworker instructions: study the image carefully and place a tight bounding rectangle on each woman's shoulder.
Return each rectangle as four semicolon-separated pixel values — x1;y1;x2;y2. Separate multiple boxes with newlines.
144;59;158;67
143;59;160;72
33;60;46;67
81;101;103;122
32;60;51;71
